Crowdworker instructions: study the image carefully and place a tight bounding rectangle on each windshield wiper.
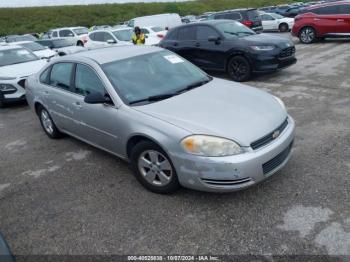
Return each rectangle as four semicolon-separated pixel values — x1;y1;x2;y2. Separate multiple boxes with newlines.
129;93;177;105
176;77;213;94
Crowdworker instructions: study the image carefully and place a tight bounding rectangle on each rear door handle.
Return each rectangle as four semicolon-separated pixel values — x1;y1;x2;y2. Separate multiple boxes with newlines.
314;18;321;21
337;19;345;22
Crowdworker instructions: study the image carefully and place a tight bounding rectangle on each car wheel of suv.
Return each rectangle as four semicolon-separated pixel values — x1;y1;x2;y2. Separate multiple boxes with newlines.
299;27;316;44
227;56;251;82
130;141;180;194
38;106;62;139
279;23;289;32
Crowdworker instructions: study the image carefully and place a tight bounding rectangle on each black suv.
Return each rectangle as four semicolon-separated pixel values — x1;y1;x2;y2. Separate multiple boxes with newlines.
159;20;296;81
207;8;263;32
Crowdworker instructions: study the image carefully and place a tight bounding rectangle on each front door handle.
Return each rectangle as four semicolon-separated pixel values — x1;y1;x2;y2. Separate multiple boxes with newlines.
314;18;321;21
195;43;200;47
337;19;345;22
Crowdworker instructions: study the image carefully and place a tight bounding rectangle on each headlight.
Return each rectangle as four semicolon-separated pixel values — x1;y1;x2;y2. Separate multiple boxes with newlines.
181;135;242;157
0;84;17;92
274;96;286;110
250;45;275;51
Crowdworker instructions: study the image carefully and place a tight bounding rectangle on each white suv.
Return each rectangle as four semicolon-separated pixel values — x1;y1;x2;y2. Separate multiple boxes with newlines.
85;28;133;49
0;45;47;107
48;27;89;46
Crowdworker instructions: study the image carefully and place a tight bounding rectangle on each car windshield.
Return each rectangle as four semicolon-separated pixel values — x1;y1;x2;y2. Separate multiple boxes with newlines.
102;50;210;105
270;13;284;19
0;48;38;67
21;42;46;51
73;28;88;35
112;29;133;41
216;21;255;38
151;27;164;32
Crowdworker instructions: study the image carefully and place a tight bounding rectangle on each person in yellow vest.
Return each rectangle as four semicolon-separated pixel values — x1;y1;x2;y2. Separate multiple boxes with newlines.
132;27;146;45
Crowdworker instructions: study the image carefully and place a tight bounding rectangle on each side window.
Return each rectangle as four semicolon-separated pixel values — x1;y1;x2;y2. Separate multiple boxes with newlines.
337;5;350;14
74;64;105;96
89;33;96;41
315;6;338;15
94;32;105;42
261;14;274;21
196;26;220;40
178;26;196;40
60;30;74;37
214;14;226;19
52;31;58;37
165;29;178;40
226;12;242;20
103;32;115;42
40;67;51;84
49;63;74;90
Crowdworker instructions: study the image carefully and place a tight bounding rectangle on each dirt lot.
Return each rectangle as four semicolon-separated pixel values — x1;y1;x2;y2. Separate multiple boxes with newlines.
0;34;349;257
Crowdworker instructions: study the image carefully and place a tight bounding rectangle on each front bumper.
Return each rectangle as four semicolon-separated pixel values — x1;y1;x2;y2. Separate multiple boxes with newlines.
171;116;295;192
252;54;297;73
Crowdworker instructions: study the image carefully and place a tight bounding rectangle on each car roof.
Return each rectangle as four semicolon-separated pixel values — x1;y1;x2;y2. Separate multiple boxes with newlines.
68;45;162;64
306;0;350;9
0;45;23;51
174;19;238;28
51;27;87;31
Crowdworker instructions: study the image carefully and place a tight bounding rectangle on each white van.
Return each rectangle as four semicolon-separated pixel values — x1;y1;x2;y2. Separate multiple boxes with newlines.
127;13;182;30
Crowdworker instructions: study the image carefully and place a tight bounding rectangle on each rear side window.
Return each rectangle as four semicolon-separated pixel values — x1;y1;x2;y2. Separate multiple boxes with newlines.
93;32;105;42
74;64;105;96
52;31;58;37
225;12;242;20
312;6;338;15
89;33;96;41
214;13;226;19
178;26;196;40
50;63;74;90
196;26;220;40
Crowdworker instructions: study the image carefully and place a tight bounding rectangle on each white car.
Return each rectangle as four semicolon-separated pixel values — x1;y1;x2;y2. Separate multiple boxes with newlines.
9;41;57;59
47;27;89;46
85;28;133;49
0;46;47;107
140;26;168;45
36;39;86;56
260;13;294;32
128;13;182;30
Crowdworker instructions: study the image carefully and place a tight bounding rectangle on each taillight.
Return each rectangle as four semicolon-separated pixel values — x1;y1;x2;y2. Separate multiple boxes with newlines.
157;34;164;38
242;20;253;27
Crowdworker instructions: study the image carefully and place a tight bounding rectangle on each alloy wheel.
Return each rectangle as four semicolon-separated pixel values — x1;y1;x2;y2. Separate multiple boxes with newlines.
229;59;249;81
137;150;173;187
300;28;315;44
41;109;54;135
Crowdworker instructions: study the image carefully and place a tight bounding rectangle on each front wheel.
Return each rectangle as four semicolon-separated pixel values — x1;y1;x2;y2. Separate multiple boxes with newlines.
130;141;180;194
227;56;252;82
38;106;62;139
299;27;316;44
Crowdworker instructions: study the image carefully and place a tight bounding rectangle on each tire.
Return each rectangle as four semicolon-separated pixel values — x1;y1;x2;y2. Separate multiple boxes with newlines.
77;41;84;47
279;23;289;32
227;55;252;82
299;27;316;44
38;106;62;139
130;141;180;194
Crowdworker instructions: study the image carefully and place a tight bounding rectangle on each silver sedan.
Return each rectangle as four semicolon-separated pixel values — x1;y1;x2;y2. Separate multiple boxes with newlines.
26;46;295;194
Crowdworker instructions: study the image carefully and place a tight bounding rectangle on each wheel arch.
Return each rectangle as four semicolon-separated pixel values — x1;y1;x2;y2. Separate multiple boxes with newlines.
126;134;168;160
298;25;319;37
225;51;252;72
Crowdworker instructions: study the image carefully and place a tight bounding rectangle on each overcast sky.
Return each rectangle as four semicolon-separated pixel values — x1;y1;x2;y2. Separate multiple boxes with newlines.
0;0;189;8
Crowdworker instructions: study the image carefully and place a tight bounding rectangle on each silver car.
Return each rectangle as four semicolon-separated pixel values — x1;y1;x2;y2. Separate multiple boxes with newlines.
26;46;295;194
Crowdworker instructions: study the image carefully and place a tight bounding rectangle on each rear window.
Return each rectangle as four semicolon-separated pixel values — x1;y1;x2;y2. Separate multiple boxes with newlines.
178;26;196;40
247;10;260;20
151;27;164;32
73;28;88;35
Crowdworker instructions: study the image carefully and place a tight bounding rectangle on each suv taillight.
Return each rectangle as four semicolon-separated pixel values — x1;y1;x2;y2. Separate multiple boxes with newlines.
157;33;164;38
242;20;253;27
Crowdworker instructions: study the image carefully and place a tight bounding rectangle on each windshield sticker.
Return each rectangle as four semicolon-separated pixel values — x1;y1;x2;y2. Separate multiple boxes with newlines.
164;55;184;64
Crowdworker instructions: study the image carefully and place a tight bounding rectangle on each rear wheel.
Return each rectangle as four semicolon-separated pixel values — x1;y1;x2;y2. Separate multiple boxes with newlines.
38;106;62;139
130;141;180;194
77;41;84;47
279;23;289;32
299;27;316;44
227;56;252;82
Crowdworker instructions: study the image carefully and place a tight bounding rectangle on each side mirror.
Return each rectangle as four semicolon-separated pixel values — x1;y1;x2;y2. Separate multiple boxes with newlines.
107;39;116;44
208;36;221;44
84;92;113;105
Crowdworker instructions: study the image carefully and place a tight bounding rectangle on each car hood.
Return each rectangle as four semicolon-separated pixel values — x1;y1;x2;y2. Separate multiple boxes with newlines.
0;59;47;78
242;33;293;48
133;78;287;147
